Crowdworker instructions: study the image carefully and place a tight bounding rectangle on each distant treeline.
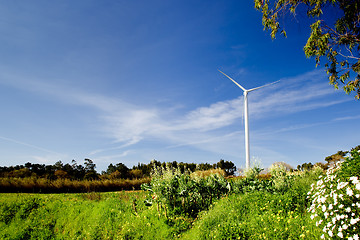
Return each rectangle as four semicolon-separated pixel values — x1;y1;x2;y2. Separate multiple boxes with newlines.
0;159;236;193
0;159;236;180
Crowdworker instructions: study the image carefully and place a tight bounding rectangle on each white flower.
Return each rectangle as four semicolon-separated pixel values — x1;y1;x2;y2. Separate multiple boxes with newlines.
354;234;359;240
347;187;354;196
346;207;351;212
328;230;333;237
328;204;333;210
338;231;343;238
337;182;348;189
324;212;329;218
322;205;327;212
339;204;344;208
350;218;360;225
356;183;360;191
320;234;325;239
343;224;348;230
350;176;359;184
333;193;338;200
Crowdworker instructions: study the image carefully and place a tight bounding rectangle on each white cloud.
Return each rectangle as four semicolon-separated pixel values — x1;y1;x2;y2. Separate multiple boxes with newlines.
0;68;349;159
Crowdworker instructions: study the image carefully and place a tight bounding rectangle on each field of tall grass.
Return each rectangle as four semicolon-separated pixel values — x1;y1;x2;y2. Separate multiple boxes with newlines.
0;177;150;193
1;149;359;239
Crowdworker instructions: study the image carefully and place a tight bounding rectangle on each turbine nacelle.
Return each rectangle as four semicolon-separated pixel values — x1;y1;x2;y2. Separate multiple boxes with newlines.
218;70;280;93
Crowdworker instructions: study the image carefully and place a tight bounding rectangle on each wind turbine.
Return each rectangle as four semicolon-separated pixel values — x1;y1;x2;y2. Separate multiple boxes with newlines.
218;70;279;169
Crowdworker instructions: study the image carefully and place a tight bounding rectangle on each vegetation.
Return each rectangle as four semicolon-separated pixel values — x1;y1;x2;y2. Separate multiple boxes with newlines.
308;148;360;239
254;0;360;99
0;146;359;239
0;159;236;193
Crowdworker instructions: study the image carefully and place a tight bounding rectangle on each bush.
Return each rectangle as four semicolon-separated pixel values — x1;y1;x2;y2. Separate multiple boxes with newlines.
269;162;294;193
142;166;230;218
307;152;360;239
336;149;360;180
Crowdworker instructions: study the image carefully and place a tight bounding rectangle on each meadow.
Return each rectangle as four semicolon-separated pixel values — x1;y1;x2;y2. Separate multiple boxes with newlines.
0;149;359;239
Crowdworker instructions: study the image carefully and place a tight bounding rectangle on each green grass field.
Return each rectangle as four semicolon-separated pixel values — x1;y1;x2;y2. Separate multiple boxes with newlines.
0;191;149;239
2;150;359;240
0;178;322;240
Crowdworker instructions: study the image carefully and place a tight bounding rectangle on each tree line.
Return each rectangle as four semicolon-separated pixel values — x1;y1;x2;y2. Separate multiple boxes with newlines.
0;159;236;180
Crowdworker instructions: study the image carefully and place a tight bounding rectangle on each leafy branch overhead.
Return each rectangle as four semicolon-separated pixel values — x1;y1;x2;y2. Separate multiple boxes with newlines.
254;0;360;99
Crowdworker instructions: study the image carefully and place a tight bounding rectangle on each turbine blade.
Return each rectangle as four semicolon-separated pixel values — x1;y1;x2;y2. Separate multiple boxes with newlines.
218;70;247;92
247;80;280;92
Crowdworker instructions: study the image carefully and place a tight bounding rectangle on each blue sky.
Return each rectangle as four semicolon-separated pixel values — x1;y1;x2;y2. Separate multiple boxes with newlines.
0;1;359;172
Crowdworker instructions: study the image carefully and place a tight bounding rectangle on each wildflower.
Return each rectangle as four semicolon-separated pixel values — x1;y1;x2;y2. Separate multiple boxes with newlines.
346;187;354;196
337;182;348;189
328;230;333;237
350;176;359;184
338;231;343;238
354;234;359;240
322;205;327;212
350;218;359;225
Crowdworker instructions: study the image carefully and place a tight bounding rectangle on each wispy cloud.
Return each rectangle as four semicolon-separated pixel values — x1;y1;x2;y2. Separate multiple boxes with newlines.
0;68;348;158
333;114;360;122
0;135;63;156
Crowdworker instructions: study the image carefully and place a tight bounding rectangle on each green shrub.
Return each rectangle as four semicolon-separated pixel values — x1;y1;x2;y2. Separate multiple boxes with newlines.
336;149;360;180
269;162;294;193
142;166;230;218
307;154;360;239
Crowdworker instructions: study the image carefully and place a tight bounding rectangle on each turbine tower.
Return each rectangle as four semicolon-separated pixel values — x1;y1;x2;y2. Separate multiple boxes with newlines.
219;70;279;169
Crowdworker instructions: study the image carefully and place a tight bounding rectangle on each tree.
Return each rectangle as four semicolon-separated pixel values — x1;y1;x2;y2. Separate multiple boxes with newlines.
325;150;348;166
297;162;314;171
216;159;237;176
254;0;360;99
84;158;98;180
